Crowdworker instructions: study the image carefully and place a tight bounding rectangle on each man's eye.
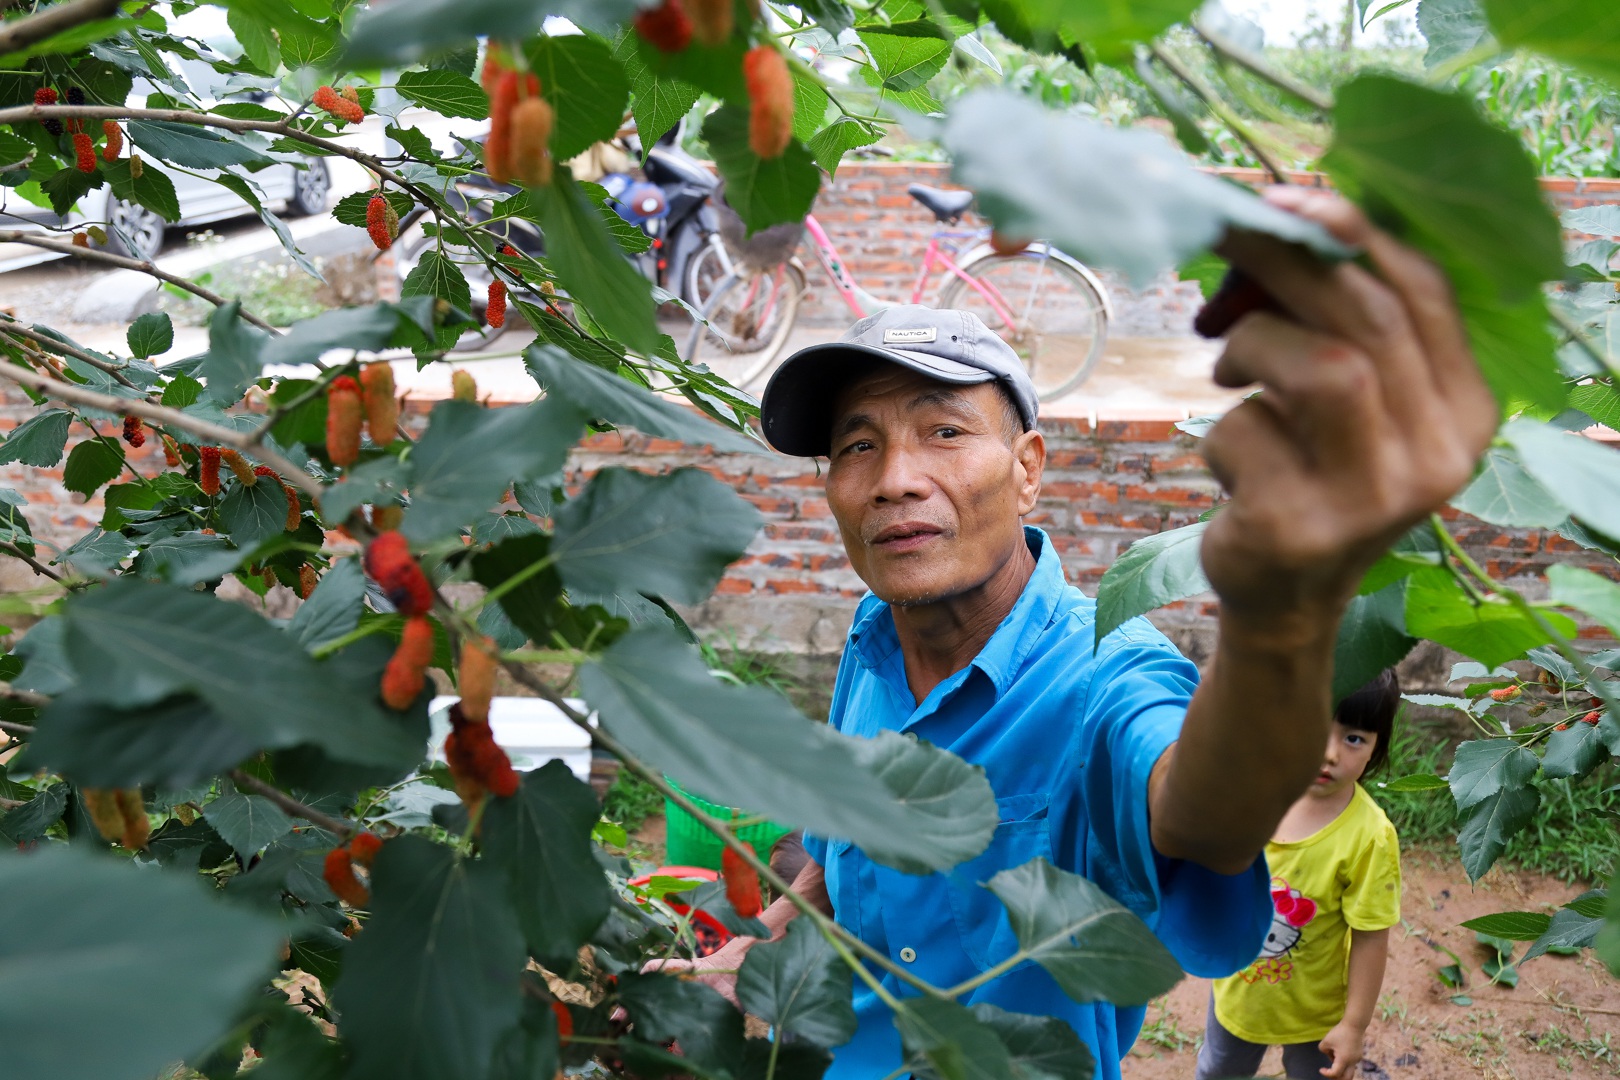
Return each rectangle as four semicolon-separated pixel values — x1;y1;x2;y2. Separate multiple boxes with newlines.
937;427;960;438
840;440;873;455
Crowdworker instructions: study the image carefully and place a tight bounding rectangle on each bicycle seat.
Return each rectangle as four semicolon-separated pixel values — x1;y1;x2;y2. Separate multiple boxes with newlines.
908;184;975;223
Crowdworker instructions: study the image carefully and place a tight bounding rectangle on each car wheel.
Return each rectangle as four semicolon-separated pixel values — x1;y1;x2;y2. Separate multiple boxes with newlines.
286;158;331;216
101;198;166;262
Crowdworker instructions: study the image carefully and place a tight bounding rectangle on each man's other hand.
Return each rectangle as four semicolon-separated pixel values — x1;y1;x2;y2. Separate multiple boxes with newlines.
1200;188;1498;636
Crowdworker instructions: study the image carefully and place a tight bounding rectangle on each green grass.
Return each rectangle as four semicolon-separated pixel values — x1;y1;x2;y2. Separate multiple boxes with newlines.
601;769;663;833
1369;712;1620;886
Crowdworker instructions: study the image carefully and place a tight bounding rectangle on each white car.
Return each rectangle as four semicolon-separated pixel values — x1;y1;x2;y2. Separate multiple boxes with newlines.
0;44;331;268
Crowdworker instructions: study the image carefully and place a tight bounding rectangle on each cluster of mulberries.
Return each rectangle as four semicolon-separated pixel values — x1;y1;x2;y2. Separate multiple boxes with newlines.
483;52;552;187
313;84;365;125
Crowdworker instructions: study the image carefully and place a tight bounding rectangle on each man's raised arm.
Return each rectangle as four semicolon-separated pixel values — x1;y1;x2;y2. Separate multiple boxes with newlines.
1148;189;1499;875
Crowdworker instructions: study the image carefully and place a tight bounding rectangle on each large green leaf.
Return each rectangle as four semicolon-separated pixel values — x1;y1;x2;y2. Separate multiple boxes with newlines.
1548;562;1620;638
128;120;274;169
735;918;857;1048
204;787;294;859
939;90;1348;289
990;0;1198;63
809;116;886;176
1458;910;1551;941
401;248;472;316
580;628;999;874
524;33;632;162
1540;714;1620;780
1093;521;1208;647
287;558;366;652
1458;783;1539;881
259;305;423;368
1333;582;1417;704
61;437;124;496
219;478;289;551
131;534;247;586
336;837;525;1080
396;68;488;120
525;344;759;452
28;692;256;788
127;312;174;359
1323;75;1561;300
529;176;658;354
102;155;180;222
342;0;638;64
1419;0;1493;67
897;998;1015;1080
615;32;701;147
481;760;613;963
469;533;562;646
0;409;72;467
0;783;67;844
1448;738;1540;812
986;858;1183;1007
961;1003;1094;1080
861;30;952;100
60;579;421;769
551;467;760;606
1404;566;1570;669
1523;905;1604;961
198;301;270;405
1502;419;1620;541
1569;382;1620;432
703;103;821;235
400;398;584;544
1451;446;1567;528
0;847;284;1080
1482;0;1620;87
616;972;748;1077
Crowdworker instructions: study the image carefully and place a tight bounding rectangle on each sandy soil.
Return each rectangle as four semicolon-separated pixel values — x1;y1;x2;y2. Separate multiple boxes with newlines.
1125;850;1620;1080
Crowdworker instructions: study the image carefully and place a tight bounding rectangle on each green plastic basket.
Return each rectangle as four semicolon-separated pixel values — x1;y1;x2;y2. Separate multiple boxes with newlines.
663;777;792;871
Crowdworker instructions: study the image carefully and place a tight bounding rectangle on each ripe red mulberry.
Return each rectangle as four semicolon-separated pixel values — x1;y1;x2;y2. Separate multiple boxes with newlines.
365;193;397;251
722;844;763;917
323;847;371;907
72;132;95;173
35;87;63;136
102;121;123;162
313;85;365;125
635;0;693;51
364;531;435;616
121;415;145;447
381;614;435;709
486;280;507;328
198;446;222;496
162;434;182;466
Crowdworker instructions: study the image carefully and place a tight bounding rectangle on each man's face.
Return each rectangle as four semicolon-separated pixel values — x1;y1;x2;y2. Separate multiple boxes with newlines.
824;366;1043;606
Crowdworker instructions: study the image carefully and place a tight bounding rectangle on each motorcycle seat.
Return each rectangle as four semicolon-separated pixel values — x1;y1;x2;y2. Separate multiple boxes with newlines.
907;184;975;222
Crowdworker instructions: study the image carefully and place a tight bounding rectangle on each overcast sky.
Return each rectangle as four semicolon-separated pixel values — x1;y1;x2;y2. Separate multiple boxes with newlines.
1223;0;1420;47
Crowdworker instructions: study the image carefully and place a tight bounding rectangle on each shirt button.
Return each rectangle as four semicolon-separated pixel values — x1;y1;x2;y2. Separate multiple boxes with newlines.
899;947;917;963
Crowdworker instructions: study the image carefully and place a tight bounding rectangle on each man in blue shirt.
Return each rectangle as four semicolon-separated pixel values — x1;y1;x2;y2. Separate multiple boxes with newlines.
661;192;1498;1079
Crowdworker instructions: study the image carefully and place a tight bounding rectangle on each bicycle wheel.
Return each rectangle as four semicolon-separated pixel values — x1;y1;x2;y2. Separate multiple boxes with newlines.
684;234;735;314
685;262;805;390
938;246;1110;400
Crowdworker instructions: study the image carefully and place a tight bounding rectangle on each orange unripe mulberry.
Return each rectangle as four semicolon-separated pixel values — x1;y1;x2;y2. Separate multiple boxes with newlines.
298;562;318;599
198;446;222;496
372;504;403;532
359;362;398;444
326;375;363;467
85;788;148;849
1489;685;1521;703
162;434;182;467
313;85;364;125
743;46;793;159
115;788;149;850
71;232;89;248
121;415;145;447
1583;710;1603;726
486;280;507;328
364;531;435;616
221;448;256;486
83;788;126;842
381;614;435;709
458;635;499;724
508;96;554;187
451;369;477;402
635;0;694;51
102;121;123;162
323;847;371;907
722;844;763;917
485;70;539;184
687;0;734;46
72;132;95;172
365;194;398;251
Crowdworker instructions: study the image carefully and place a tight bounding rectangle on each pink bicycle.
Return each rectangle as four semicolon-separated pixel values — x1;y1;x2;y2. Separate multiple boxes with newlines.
683;184;1113;399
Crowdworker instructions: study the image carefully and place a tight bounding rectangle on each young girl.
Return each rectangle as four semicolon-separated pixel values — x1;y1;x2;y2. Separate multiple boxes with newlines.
1195;669;1403;1080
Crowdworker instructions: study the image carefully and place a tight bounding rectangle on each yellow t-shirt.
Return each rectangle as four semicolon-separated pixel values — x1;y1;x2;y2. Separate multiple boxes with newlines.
1212;782;1402;1045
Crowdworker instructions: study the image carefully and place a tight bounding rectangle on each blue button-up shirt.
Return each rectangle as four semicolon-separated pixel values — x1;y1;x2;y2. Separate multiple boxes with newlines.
802;527;1270;1079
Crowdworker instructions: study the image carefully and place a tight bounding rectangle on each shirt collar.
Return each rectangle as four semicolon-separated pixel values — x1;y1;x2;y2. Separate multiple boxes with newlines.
847;526;1067;697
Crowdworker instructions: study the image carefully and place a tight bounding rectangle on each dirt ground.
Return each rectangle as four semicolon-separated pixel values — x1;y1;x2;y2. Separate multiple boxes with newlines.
1125;850;1620;1080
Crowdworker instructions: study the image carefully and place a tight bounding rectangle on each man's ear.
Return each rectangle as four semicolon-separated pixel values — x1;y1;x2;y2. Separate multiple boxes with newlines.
1013;429;1045;515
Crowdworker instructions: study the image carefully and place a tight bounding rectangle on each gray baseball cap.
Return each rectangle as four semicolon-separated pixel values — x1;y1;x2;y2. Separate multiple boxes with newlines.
758;305;1039;457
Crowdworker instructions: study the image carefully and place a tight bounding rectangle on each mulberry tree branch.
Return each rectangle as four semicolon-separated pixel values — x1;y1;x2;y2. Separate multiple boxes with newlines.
0;0;121;56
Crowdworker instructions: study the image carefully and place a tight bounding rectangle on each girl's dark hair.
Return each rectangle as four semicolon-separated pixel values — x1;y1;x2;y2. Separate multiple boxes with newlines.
1336;668;1400;777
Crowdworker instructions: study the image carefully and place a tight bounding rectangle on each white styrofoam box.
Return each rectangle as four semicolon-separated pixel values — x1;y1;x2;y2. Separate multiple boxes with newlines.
428;696;597;782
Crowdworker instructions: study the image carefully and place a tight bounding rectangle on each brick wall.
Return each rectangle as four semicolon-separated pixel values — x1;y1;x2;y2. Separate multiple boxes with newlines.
798;163;1620;333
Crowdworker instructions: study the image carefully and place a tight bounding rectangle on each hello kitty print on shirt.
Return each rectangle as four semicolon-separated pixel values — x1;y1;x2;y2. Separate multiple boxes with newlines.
1241;878;1318;984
